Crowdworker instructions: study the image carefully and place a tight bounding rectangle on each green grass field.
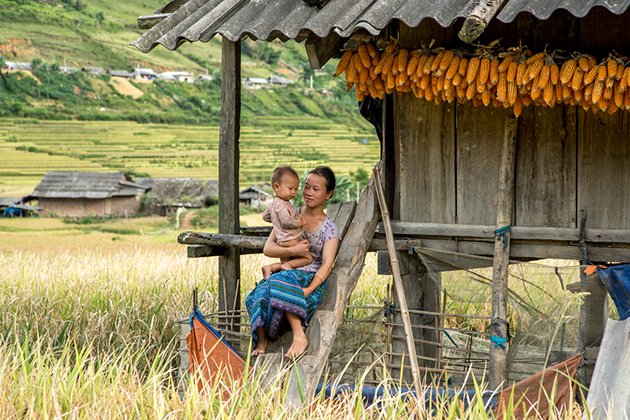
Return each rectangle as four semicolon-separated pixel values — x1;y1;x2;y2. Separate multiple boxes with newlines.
0;117;379;196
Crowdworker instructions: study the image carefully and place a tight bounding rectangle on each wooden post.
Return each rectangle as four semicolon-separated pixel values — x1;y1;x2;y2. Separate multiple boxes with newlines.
489;115;518;389
374;165;423;394
577;210;607;389
218;37;241;333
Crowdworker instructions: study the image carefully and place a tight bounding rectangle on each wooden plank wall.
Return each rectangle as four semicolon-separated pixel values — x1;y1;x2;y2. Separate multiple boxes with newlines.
515;106;577;227
394;10;630;236
397;96;455;224
578;111;630;229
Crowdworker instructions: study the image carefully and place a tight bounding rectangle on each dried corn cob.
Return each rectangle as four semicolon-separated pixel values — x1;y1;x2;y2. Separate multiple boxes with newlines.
489;59;500;86
397;49;409;74
430;50;444;73
358;44;371;68
406;52;420;76
583;65;599;85
335;50;353;77
498;54;514;73
445;55;461;80
466;57;480;85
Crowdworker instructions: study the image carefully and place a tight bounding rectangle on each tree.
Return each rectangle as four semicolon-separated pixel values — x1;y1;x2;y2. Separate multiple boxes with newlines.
0;55;6;83
95;11;105;27
301;64;314;86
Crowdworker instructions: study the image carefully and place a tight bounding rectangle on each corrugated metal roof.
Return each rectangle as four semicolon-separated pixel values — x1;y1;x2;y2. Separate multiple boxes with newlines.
497;0;629;22
32;172;147;199
132;0;630;53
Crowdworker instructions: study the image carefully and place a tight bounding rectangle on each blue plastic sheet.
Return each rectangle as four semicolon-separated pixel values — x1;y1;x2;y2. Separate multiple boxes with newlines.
315;384;497;411
597;264;630;320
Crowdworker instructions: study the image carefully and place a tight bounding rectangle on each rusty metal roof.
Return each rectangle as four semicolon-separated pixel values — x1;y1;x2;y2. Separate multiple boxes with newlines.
132;0;630;53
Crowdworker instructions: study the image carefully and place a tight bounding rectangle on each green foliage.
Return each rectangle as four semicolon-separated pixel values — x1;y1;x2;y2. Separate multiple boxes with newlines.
242;40;281;65
188;206;219;228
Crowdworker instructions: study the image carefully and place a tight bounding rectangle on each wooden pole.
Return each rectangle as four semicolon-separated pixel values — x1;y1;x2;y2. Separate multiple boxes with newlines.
373;164;423;394
218;37;241;333
489;115;518;389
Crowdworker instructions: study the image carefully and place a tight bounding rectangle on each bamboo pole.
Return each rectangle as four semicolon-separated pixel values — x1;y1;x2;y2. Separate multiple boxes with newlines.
489;115;518;389
373;164;423;395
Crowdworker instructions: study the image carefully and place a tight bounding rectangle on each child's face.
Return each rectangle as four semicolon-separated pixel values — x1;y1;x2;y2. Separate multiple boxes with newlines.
274;173;300;201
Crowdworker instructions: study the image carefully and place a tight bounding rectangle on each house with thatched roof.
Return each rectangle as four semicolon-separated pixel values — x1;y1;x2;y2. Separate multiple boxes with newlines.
239;186;272;209
136;177;218;216
31;172;149;217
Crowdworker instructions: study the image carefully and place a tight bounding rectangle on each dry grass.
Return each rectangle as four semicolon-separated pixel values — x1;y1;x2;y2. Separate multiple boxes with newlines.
0;219;591;418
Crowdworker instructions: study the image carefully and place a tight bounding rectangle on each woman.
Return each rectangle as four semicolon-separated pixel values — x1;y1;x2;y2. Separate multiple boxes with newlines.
245;166;341;359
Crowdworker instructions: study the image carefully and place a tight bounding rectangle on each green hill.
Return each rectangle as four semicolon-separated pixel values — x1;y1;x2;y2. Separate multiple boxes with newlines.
0;0;370;127
0;0;330;79
0;0;380;197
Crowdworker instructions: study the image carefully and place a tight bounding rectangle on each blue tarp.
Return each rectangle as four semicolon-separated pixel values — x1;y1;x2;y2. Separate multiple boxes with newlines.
315;384;497;411
598;264;630;320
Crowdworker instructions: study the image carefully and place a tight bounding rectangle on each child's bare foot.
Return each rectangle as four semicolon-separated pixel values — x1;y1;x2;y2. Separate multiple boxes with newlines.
280;262;294;271
262;265;272;279
284;335;308;359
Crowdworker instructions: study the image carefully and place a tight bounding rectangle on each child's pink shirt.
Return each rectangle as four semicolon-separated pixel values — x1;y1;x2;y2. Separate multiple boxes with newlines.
262;197;303;244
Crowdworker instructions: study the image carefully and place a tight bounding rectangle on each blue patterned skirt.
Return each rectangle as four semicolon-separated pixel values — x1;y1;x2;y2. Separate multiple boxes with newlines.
245;269;326;346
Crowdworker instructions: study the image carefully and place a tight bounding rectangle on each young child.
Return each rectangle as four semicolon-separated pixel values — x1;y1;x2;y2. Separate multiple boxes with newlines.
261;166;312;279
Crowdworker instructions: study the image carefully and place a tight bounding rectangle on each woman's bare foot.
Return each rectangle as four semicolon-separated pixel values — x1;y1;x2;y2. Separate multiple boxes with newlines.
253;328;267;356
252;346;266;357
262;265;272;279
284;334;308;359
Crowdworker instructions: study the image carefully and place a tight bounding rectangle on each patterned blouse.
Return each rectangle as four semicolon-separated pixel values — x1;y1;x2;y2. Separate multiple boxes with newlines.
296;208;341;273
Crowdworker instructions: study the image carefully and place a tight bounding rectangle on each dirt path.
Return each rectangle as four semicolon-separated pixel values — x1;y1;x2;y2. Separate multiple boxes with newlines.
110;77;144;98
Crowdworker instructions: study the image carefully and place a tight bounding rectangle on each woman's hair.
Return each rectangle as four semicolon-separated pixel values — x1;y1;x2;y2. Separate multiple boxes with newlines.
271;166;298;185
308;166;336;193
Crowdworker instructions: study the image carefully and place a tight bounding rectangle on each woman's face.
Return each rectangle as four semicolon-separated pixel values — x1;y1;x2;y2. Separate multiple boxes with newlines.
302;173;333;208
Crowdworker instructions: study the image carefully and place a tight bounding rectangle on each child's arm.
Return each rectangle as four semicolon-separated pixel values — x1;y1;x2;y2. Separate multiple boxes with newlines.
276;205;303;229
262;206;272;223
263;230;310;258
303;238;340;297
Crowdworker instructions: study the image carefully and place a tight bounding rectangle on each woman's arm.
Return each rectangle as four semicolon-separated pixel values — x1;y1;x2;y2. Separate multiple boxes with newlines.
263;229;310;258
303;238;340;297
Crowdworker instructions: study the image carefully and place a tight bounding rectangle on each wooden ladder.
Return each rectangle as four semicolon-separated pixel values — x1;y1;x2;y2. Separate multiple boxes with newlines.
254;178;380;407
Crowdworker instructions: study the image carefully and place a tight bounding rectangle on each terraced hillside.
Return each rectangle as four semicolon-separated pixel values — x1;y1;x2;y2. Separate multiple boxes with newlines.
0;118;379;196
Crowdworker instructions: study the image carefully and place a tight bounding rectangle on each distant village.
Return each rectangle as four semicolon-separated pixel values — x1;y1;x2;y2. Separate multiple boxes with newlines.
2;60;294;88
0;172;272;218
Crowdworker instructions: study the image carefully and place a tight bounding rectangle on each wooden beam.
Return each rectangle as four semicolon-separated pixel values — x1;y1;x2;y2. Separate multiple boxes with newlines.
179;231;266;248
342;30;374;51
489;115;518;389
382;222;630;244
187;244;228;258
305;33;342;69
458;0;509;43
218;38;241;333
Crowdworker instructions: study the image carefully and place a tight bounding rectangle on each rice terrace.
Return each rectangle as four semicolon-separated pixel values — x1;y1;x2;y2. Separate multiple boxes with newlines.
2;0;630;419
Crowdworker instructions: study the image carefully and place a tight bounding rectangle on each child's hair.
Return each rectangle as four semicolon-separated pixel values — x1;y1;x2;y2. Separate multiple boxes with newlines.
271;166;299;186
308;166;336;193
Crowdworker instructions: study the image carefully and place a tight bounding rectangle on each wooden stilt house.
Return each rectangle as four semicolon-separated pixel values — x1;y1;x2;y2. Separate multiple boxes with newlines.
134;0;630;402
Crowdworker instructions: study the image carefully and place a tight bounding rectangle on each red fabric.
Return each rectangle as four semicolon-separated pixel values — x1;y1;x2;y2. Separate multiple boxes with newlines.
494;354;582;419
186;318;246;395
